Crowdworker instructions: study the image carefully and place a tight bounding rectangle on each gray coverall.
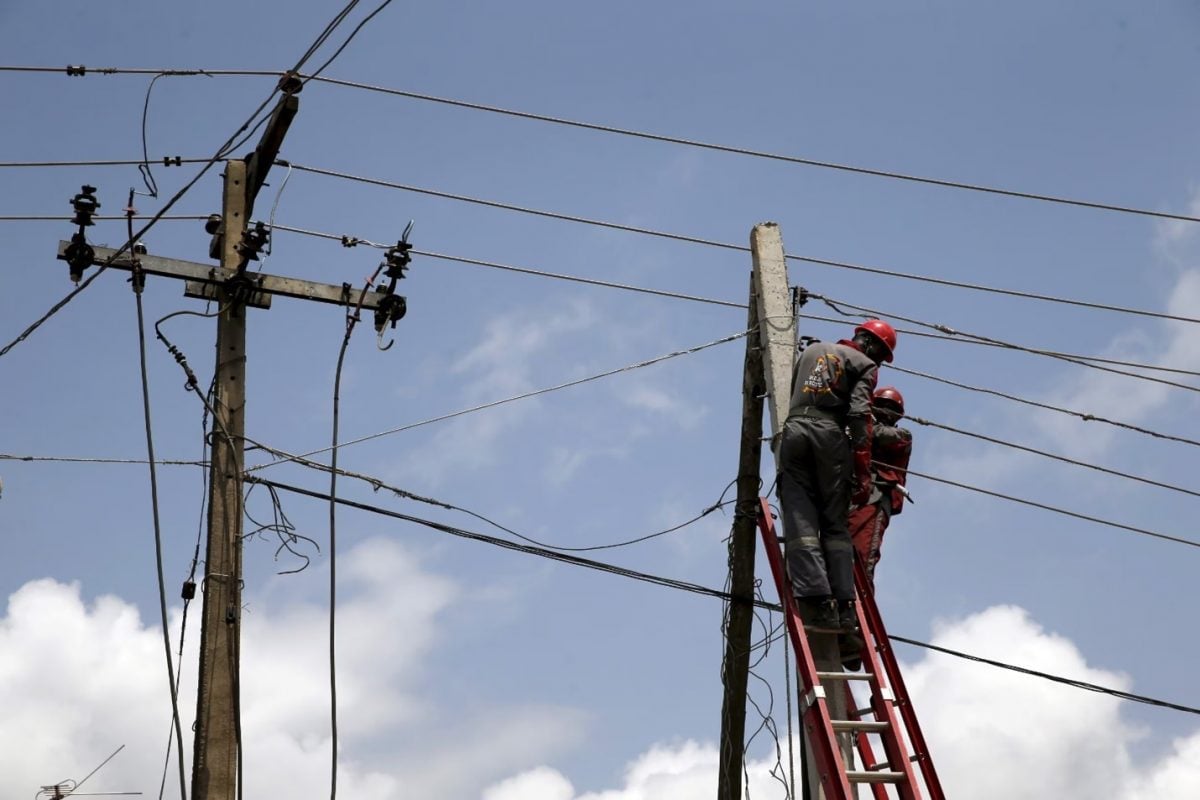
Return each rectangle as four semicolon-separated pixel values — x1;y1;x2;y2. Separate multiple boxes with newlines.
778;339;877;601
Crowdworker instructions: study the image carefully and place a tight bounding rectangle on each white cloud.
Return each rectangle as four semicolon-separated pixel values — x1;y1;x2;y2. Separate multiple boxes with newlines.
0;538;586;800
483;605;1200;800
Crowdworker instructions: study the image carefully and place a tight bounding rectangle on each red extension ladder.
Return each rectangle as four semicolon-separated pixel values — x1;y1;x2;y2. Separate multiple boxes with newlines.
756;497;945;799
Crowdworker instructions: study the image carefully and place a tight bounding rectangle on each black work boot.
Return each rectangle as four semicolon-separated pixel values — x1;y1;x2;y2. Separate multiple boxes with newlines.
837;599;860;632
839;634;864;672
797;597;839;632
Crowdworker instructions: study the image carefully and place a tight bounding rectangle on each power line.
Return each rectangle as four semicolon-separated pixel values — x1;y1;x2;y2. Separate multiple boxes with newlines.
247;327;750;472
261;443;738;553
800;313;1200;378
297;75;1200;226
908;415;1200;499
277;220;1197;384
901;465;1199;549
248;476;1200;719
814;293;1200;394
888;363;1200;449
272;221;743;308
8;64;1199;223
283;160;1198;325
0;214;206;221
0;158;211;167
886;635;1200;716
0;453;205;465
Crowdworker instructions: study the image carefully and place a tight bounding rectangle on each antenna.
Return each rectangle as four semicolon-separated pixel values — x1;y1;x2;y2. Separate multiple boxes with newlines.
35;745;143;800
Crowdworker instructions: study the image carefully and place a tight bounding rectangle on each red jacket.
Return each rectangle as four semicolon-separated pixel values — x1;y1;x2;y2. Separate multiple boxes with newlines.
872;422;912;514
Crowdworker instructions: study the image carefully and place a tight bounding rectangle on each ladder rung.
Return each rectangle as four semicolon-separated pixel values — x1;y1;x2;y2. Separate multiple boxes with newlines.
865;754;922;771
847;770;906;784
816;671;872;682
831;719;889;732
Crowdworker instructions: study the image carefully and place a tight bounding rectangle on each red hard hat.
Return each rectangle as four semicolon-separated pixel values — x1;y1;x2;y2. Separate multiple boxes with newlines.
854;319;897;362
873;386;905;415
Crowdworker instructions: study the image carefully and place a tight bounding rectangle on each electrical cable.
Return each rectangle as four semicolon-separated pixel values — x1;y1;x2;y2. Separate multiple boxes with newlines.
814;293;1200;393
327;263;385;800
888;363;1200;449
303;0;396;84
246;327;750;472
282;162;1198;325
896;464;1199;549
296;74;1200;226
0;214;207;221
8;65;1200;224
0;1;386;368
247;475;1200;718
887;635;1200;716
800;311;1200;378
0;158;211;167
907;415;1200;499
127;198;188;800
265;445;738;552
271;222;742;308
138;72;173;197
0;453;205;465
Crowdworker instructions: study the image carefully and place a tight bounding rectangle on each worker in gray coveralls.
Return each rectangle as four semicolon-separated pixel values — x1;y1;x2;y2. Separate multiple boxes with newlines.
778;319;897;634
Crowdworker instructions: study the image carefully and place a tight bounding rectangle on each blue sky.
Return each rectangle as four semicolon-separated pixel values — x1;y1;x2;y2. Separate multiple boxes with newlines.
2;2;1199;797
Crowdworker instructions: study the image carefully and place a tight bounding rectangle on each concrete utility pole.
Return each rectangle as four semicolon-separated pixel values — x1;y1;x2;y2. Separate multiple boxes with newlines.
744;223;853;800
717;275;766;800
54;86;404;800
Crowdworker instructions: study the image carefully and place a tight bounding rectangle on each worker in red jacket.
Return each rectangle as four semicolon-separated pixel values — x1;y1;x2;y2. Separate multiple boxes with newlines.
849;386;913;588
778;319;897;634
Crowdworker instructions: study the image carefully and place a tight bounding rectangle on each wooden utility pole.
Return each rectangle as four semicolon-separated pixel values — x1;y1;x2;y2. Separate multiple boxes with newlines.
54;85;405;800
191;158;249;800
717;275;766;800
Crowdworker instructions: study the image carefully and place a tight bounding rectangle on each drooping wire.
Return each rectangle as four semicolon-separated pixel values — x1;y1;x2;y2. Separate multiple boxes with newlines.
328;263;385;800
243;480;320;574
246;327;752;472
256;163;293;272
127;195;188;800
250;475;1200;718
157;374;215;800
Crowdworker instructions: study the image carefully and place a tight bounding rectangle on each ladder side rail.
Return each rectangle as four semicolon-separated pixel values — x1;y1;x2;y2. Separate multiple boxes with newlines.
849;592;922;800
855;561;946;800
844;682;891;800
756;498;857;800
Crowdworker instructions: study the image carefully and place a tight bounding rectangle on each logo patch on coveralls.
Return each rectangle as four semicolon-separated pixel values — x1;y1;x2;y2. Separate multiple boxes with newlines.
802;353;843;396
